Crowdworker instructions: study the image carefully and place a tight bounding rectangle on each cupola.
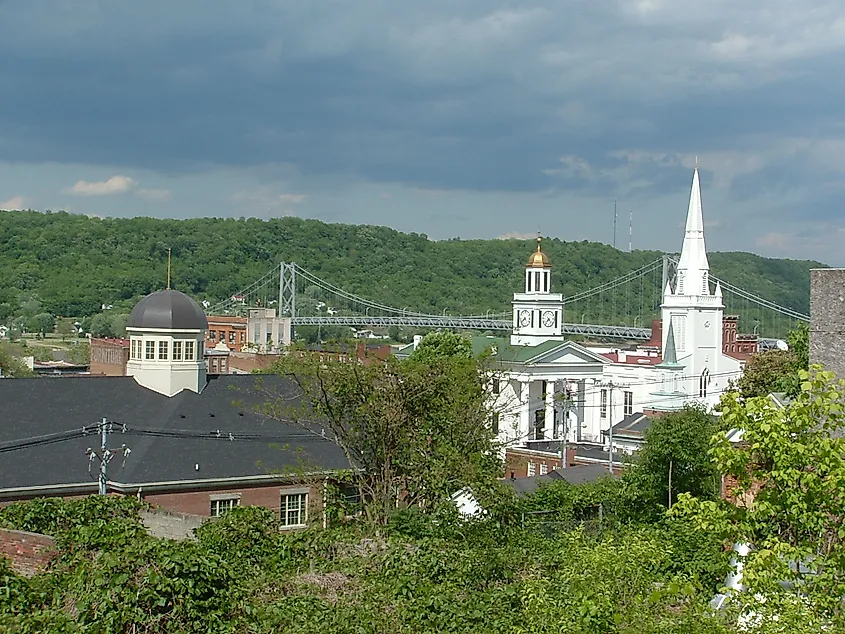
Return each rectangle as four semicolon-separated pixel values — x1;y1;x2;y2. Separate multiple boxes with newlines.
125;289;208;397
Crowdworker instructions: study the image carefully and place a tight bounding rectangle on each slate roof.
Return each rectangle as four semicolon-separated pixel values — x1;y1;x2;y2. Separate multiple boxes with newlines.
505;464;611;496
602;412;652;441
127;289;209;330
0;375;349;496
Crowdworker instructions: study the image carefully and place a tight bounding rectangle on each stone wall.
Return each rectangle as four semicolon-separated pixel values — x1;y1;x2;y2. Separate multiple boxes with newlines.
810;269;845;379
0;528;57;577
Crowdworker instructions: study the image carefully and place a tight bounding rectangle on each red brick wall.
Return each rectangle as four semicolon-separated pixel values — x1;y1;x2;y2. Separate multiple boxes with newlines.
0;528;57;577
89;338;129;376
505;448;577;478
206;317;248;352
228;352;282;374
140;482;323;520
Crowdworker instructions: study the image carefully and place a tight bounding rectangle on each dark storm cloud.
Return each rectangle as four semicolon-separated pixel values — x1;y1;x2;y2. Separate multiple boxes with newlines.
1;0;844;199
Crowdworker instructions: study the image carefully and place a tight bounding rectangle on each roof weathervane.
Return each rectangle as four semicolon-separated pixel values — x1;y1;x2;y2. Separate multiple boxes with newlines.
695;155;699;169
166;248;172;290
537;233;542;252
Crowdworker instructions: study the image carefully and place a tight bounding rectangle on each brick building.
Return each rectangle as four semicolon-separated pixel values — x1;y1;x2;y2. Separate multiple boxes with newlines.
0;288;351;524
0;374;350;522
205;316;247;352
721;315;759;361
89;337;130;376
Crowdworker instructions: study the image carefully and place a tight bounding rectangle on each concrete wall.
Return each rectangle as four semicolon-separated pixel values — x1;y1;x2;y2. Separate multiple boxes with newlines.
0;528;57;577
141;508;207;540
810;269;845;379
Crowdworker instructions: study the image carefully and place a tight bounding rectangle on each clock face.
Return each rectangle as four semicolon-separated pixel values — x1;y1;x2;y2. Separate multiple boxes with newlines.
542;310;556;327
519;310;531;327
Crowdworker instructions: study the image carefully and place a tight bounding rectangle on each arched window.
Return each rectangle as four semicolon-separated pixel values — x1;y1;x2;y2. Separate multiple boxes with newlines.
699;368;710;398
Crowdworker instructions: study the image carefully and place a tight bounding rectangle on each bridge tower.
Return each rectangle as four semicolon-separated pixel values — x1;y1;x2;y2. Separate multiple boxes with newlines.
660;163;731;405
511;237;565;346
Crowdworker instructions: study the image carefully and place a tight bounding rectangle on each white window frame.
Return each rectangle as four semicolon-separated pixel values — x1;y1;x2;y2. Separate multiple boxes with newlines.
281;490;308;528
623;391;633;416
173;340;183;361
184;340;195;361
539;463;548;475
145;340;155;360
158;340;169;361
527;462;536;477
209;494;240;517
600;389;608;419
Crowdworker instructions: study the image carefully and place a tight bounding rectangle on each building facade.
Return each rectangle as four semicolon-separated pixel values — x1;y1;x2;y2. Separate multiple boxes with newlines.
205;315;247;352
89;337;130;376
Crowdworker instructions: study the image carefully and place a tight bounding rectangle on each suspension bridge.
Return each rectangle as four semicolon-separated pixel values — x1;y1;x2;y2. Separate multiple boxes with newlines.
207;257;809;349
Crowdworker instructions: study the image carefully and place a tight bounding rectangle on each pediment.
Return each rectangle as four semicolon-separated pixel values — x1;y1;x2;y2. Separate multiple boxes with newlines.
525;341;610;366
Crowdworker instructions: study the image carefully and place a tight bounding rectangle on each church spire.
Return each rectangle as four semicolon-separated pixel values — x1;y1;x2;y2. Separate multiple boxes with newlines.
676;163;710;295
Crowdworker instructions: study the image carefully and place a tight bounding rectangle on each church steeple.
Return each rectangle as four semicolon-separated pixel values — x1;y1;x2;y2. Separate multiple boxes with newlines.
676;162;710;296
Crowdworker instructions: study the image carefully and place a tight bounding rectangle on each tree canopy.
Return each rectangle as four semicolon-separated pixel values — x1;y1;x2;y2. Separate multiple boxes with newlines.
674;366;845;624
625;404;723;512
0;210;820;338
733;324;809;399
262;348;499;525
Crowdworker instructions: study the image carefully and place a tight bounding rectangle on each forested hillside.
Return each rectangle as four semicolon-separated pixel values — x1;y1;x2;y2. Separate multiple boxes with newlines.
0;210;822;323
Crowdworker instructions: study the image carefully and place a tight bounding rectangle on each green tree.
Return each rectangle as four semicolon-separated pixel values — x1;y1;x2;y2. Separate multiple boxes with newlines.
733;349;796;399
733;324;810;400
674;367;845;621
31;312;54;336
0;344;34;378
263;350;498;525
409;330;473;362
89;313;116;338
626;404;723;511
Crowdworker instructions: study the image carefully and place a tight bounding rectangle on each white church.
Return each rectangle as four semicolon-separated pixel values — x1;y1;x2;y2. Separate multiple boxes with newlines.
485;165;745;469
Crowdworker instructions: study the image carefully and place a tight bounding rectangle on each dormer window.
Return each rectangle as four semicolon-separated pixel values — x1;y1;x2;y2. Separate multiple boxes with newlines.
173;340;183;361
145;341;155;360
185;340;195;361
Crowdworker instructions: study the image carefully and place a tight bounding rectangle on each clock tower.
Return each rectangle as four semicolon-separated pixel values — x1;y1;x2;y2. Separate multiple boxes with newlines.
511;237;565;346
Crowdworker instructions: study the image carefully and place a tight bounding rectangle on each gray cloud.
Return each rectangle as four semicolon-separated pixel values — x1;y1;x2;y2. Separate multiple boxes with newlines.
1;0;844;257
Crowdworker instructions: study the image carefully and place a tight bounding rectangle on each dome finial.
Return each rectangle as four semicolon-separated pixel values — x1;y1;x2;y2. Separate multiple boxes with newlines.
166;248;172;290
526;234;551;268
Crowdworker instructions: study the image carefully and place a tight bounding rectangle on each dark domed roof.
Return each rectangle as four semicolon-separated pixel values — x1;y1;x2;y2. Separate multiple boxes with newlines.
127;290;208;331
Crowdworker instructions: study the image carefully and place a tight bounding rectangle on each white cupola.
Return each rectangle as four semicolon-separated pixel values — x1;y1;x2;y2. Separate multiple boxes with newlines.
511;236;565;346
125;289;208;397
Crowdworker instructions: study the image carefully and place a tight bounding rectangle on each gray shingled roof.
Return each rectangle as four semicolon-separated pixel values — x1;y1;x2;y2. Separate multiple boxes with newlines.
126;289;209;330
0;375;349;495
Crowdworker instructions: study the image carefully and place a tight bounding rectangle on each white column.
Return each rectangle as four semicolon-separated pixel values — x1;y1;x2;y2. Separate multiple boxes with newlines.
544;380;556;440
518;380;531;442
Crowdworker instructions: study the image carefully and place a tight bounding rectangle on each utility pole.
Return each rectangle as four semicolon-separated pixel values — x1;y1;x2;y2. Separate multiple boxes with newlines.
613;199;617;249
558;382;575;469
596;379;629;474
85;418;131;495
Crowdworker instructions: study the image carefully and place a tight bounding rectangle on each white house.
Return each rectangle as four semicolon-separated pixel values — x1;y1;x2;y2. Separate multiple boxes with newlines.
485;165;744;470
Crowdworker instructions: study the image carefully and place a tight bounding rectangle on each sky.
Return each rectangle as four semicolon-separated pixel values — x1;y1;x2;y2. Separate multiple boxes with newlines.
1;1;844;263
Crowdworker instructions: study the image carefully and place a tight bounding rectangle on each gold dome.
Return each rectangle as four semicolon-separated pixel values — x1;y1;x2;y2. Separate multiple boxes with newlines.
526;236;551;268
